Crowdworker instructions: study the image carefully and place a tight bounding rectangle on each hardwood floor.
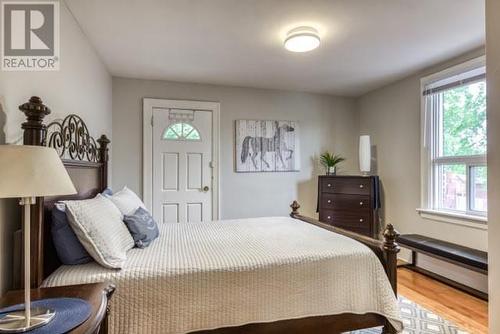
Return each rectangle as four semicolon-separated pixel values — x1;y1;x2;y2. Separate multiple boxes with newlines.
397;267;488;334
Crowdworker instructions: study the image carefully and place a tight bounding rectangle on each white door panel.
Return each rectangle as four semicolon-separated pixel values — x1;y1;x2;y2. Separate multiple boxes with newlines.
162;153;179;190
162;203;179;223
152;108;213;223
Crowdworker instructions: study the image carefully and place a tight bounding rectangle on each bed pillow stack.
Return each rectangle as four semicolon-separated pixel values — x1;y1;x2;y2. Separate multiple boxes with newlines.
51;186;159;268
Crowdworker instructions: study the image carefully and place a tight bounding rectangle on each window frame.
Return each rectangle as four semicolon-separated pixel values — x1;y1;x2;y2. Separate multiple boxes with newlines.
162;122;202;141
419;56;487;228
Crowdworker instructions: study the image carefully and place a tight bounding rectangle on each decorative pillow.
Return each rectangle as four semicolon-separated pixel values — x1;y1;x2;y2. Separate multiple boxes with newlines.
105;186;145;216
63;194;135;269
51;203;93;265
123;207;159;248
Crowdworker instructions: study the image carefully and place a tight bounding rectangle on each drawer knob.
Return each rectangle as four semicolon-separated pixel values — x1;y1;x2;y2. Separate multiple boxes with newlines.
327;216;331;220
359;218;364;222
359;184;364;189
327;183;332;187
327;200;332;204
359;201;364;206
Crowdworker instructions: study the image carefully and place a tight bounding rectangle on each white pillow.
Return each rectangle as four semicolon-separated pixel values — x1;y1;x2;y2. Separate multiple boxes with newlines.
105;186;146;216
63;194;135;269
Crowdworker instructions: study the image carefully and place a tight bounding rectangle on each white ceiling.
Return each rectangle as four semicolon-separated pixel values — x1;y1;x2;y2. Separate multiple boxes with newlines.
65;0;485;96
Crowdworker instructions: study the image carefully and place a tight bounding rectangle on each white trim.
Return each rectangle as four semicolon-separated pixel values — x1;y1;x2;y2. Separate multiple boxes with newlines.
143;98;220;220
419;56;487;221
433;154;487;165
417;208;488;230
420;55;486;87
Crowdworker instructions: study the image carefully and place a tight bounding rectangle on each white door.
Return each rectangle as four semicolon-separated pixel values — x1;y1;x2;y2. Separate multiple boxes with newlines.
144;99;219;223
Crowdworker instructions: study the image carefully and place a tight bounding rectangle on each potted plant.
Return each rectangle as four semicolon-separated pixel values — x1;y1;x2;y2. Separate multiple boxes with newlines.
319;152;345;175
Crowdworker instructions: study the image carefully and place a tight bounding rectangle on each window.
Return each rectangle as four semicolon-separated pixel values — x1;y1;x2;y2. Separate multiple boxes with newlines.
421;58;487;222
163;122;201;141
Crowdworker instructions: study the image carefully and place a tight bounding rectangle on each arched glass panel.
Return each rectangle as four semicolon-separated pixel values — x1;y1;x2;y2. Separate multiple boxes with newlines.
163;122;201;141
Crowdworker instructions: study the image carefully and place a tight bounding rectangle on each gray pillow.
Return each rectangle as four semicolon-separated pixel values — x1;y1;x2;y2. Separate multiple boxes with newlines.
123;207;159;248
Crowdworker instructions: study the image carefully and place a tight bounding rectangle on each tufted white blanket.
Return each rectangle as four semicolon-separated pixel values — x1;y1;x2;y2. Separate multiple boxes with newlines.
42;217;402;333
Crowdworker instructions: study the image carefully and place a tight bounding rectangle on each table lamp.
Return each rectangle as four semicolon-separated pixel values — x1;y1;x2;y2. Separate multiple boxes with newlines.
0;145;76;332
359;135;371;176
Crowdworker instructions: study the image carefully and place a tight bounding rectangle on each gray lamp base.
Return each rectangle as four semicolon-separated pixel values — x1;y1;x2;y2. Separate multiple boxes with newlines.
0;308;55;333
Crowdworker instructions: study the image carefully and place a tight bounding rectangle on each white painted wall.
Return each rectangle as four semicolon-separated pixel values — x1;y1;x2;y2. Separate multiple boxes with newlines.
357;48;488;293
112;78;359;219
0;2;112;295
486;0;500;331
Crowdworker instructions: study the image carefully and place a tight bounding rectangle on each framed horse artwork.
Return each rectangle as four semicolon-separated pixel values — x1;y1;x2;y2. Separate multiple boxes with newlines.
236;120;300;172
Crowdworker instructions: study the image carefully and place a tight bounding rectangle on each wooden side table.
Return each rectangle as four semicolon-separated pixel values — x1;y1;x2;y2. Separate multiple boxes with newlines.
0;283;115;334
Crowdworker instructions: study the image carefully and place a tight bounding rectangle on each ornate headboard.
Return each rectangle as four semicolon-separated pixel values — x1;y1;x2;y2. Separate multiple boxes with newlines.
16;96;110;288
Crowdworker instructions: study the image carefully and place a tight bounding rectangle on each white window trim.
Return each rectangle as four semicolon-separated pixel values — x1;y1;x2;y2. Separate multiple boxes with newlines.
419;55;487;227
416;208;487;230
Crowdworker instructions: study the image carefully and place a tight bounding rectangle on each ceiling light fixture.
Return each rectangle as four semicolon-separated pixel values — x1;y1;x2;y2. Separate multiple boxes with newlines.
284;26;320;53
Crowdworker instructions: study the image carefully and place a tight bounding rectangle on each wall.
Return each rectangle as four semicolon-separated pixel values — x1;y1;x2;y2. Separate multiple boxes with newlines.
0;2;112;295
356;48;488;292
112;78;358;219
486;0;500;330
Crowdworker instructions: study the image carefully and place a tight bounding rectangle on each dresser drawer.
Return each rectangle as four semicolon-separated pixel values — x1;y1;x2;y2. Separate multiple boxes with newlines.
320;194;371;211
319;209;371;229
320;178;371;195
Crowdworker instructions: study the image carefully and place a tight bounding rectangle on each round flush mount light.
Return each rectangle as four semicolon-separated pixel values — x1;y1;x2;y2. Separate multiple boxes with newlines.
284;26;320;53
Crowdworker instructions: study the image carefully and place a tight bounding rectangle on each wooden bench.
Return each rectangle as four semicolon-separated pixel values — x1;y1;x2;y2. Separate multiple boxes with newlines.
397;234;488;300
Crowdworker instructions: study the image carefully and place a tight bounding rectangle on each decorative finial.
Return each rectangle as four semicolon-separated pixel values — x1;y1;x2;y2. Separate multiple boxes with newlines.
97;134;110;163
383;224;400;252
19;96;51;122
290;200;300;216
97;134;110;146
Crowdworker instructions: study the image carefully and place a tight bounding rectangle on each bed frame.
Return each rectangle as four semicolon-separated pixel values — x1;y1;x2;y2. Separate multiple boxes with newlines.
15;96;400;334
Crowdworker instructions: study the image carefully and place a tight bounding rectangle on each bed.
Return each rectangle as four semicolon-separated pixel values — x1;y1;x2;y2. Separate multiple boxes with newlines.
15;96;402;333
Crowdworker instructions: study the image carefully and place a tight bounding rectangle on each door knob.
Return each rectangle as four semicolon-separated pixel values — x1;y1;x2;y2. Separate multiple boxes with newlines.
202;186;210;192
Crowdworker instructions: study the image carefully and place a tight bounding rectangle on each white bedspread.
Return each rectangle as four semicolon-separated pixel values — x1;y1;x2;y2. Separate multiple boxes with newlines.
42;217;402;333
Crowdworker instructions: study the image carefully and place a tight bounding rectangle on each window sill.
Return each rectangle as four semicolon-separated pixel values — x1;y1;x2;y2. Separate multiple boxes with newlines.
416;208;488;230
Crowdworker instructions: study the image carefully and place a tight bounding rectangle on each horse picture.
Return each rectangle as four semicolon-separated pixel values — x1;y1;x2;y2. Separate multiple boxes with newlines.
236;120;300;172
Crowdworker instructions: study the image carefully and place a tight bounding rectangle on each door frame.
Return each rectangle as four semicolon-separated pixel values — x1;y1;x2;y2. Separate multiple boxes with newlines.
143;98;220;220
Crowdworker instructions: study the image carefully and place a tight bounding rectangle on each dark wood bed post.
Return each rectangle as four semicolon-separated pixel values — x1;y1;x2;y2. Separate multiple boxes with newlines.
290;200;400;296
383;224;400;294
19;96;51;288
97;134;110;186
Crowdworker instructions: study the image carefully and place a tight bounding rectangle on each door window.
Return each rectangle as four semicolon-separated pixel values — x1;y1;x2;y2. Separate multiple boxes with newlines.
163;122;201;141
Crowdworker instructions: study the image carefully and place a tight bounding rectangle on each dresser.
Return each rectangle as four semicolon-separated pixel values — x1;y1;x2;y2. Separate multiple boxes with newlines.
318;175;380;238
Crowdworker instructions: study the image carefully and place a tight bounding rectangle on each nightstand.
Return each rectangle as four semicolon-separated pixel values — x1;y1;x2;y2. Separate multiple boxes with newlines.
0;283;115;334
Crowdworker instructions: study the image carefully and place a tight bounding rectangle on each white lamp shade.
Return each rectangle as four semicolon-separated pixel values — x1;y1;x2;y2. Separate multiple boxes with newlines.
0;145;77;198
359;135;371;173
